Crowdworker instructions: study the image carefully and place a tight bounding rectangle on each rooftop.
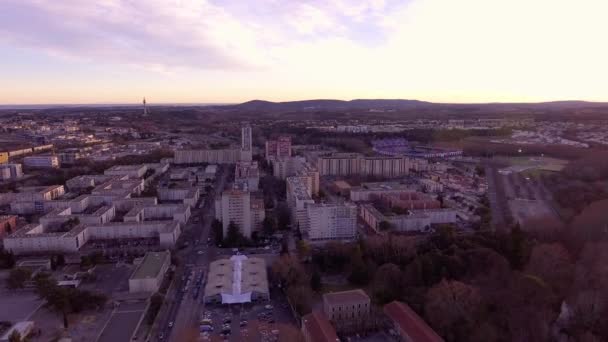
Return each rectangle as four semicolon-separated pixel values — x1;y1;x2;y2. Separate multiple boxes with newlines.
130;251;170;280
302;311;339;342
384;301;444;342
323;289;370;306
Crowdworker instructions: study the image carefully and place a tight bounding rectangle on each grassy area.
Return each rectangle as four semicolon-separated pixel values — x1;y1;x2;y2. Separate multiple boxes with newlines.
495;156;568;172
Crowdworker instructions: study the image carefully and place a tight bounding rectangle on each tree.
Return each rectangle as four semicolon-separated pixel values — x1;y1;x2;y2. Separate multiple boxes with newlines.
378;220;392;231
296;240;311;260
225;222;245;247
348;260;375;286
8;330;21;342
146;293;164;324
34;275;106;328
372;263;405;304
310;271;322;292
211;219;223;245
0;249;16;269
525;243;573;298
286;285;313;316
7;268;32;289
262;217;276;236
425;280;482;340
276;203;291;230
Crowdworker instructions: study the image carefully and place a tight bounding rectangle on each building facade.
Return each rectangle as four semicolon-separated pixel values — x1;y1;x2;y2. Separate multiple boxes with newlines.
323;289;371;332
307;203;357;243
23;155;60;168
0;163;23;180
128;251;171;293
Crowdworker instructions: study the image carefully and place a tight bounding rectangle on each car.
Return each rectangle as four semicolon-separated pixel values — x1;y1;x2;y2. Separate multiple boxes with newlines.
197;250;204;255
158;333;164;340
168;321;174;328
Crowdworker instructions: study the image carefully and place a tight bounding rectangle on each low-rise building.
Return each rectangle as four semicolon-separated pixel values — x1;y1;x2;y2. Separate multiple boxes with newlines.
23;155;60;168
157;186;200;207
323;289;370;332
0;163;23;180
384;301;444;342
301;311;339;342
104;164;148;179
128;251;171;293
350;182;413;202
204;255;269;304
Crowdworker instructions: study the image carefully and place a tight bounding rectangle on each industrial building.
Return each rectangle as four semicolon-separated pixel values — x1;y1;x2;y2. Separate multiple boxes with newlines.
204;255;269;304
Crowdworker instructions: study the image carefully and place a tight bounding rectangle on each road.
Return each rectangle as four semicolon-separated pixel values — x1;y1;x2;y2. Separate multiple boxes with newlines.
152;166;229;342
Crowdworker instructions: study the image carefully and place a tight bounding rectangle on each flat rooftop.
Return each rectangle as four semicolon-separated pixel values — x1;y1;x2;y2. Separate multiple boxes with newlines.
130;251;170;279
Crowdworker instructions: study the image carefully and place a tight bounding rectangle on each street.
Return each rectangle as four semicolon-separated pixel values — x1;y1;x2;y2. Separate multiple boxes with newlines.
151;166;228;342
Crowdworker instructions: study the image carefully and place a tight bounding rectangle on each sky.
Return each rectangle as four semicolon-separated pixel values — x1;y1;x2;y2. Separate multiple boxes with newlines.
1;0;607;105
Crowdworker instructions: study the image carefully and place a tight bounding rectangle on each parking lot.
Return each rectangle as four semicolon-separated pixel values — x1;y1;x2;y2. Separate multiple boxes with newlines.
198;287;296;342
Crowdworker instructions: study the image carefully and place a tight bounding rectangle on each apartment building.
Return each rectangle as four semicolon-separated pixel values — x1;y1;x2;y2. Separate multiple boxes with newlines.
215;189;265;238
323;289;371;332
265;136;292;160
23;155;60;168
272;156;303;180
307;203;357;243
235;161;260;191
0;163;23;180
317;153;412;178
359;204;456;233
286;176;315;232
104;164;148;179
350;182;413;202
175;126;253;164
298;162;320;196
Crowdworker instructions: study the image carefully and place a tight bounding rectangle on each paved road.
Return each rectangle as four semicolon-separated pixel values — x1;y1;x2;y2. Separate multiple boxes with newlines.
155;167;228;342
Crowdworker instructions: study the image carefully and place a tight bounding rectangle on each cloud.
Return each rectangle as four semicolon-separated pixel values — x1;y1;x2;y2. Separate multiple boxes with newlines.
0;0;272;70
1;0;607;102
0;0;404;71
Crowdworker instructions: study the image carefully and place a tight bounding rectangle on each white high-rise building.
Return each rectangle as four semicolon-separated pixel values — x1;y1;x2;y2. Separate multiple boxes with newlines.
286;176;315;232
216;189;252;238
215;189;265;238
307;203;358;243
241;126;252;151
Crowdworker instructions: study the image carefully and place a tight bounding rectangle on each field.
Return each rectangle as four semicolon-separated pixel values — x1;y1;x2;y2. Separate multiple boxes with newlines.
495;156;568;173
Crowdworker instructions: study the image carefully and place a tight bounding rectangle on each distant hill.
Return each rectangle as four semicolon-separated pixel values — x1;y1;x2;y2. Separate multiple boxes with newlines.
224;99;608;113
230;99;434;112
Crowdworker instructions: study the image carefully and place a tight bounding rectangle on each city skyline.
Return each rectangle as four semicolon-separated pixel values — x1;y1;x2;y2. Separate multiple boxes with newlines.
1;0;607;105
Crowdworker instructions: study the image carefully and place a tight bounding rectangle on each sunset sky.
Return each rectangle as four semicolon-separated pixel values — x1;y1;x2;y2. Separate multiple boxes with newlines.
1;0;607;104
